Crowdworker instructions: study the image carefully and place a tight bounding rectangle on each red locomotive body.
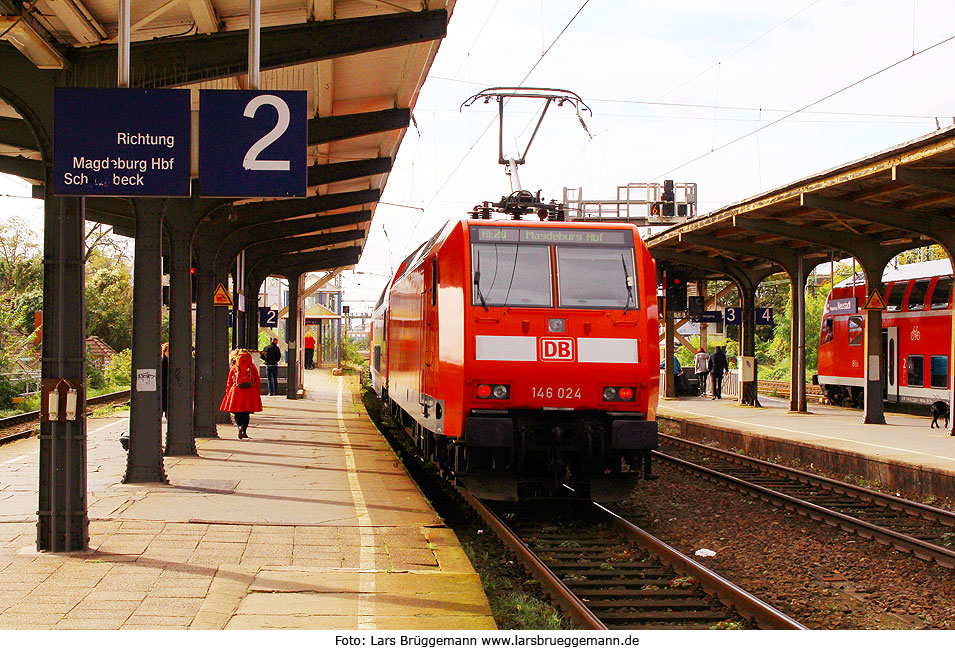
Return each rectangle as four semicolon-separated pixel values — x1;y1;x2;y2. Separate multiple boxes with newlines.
371;217;660;501
817;260;953;407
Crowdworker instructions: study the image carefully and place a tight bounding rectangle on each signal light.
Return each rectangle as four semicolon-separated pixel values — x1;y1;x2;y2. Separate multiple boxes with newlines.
476;384;510;400
603;386;636;402
666;269;688;312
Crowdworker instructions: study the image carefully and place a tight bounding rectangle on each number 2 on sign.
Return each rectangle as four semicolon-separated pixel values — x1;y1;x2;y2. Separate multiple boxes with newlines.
242;95;291;172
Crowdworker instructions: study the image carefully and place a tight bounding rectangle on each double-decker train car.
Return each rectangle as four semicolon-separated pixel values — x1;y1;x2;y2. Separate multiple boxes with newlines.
816;259;953;407
370;216;660;501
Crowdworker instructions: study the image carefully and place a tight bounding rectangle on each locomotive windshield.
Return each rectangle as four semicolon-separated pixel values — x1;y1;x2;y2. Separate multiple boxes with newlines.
471;243;553;307
556;247;637;309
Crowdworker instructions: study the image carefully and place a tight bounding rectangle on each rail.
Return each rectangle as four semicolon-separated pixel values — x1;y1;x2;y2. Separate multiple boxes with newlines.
656;433;955;569
0;389;130;444
459;487;806;630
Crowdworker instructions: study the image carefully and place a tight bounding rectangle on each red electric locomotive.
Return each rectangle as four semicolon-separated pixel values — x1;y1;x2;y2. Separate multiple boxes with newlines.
371;216;660;501
816;259;953;407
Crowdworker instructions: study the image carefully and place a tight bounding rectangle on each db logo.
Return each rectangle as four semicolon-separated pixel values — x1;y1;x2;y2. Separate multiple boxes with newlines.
540;338;575;361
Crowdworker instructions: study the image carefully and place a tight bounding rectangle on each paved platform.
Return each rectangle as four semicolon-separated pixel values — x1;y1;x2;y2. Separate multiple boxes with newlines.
0;370;495;630
658;394;955;500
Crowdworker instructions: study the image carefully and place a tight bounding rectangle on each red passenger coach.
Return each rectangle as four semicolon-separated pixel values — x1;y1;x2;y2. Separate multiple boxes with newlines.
817;260;953;408
371;217;660;501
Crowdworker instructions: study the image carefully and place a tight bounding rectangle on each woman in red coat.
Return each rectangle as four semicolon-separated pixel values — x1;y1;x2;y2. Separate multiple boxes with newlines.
219;350;263;439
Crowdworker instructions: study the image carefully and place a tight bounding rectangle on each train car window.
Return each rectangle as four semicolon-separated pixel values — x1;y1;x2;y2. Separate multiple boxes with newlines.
930;276;953;309
907;355;924;388
470;243;552;307
373;345;382;373
906;279;930;311
848;316;863;346
931;356;949;389
885;281;908;312
821;318;833;345
556;247;637;309
431;257;438;307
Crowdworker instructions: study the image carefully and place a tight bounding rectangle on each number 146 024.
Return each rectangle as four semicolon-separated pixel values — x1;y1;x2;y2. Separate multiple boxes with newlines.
531;386;581;399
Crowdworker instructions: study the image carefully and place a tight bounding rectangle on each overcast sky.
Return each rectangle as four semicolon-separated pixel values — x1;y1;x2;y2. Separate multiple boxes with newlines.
3;1;955;310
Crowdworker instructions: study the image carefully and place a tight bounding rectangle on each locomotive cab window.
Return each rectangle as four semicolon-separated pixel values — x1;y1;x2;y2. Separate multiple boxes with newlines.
931;356;949;389
821;318;833;345
885;281;908;312
931;276;953;309
557;247;637;309
907;355;924;388
470;243;552;307
907;279;930;311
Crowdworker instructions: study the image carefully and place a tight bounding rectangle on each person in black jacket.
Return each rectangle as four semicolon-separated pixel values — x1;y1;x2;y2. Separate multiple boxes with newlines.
262;338;282;396
708;346;728;400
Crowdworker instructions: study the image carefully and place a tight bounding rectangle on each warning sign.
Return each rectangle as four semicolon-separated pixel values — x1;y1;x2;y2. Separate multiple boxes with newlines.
862;288;886;311
213;283;233;307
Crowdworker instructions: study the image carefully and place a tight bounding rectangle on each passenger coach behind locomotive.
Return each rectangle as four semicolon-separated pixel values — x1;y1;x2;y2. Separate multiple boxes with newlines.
371;217;660;501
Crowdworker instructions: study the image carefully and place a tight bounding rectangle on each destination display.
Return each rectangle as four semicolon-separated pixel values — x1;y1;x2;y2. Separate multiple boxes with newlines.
199;89;307;198
54;88;191;197
471;226;630;246
828;297;857;315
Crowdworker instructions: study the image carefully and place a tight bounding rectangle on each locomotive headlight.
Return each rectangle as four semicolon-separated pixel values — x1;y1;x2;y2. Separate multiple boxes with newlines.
476;384;510;400
492;384;510;399
603;386;636;402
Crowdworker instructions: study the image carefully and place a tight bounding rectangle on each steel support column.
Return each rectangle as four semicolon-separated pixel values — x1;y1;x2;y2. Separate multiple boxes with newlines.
663;284;675;399
859;259;886;425
286;274;300;399
789;258;807;413
124;199;169;483
37;191;88;552
163;219;197;456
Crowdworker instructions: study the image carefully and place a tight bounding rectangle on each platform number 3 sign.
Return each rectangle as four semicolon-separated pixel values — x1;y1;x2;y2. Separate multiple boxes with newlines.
199;90;307;198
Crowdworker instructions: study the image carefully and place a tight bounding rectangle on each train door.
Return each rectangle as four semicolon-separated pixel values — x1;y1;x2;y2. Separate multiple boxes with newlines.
882;326;899;401
423;257;439;393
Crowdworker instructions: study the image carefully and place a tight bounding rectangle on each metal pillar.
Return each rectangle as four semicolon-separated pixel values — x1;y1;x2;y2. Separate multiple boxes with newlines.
192;266;219;437
163;221;197;455
37;192;88;551
124;199;169;483
214;268;232;423
860;260;887;425
663;285;675;399
246;278;261;351
698;280;708;352
739;284;760;407
789;257;808;413
286;274;300;398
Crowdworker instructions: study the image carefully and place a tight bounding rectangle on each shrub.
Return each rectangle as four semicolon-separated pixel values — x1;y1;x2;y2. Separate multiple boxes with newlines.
104;349;132;387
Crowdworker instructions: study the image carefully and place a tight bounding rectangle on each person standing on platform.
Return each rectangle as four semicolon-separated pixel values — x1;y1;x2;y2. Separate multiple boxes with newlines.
694;347;710;396
304;331;316;370
220;350;263;439
262;337;281;396
708;346;728;400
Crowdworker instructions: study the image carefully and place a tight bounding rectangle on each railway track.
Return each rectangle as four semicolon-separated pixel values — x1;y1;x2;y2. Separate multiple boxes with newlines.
656;433;955;569
459;490;805;630
0;389;130;445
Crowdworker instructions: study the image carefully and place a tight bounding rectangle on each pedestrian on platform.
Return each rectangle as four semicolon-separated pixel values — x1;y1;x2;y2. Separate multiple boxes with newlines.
304;331;316;370
220;349;262;439
694;347;710;396
708;346;727;400
262;337;281;396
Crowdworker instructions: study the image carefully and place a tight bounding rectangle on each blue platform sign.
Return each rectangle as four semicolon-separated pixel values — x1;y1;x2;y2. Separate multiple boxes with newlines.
54;88;191;196
723;307;743;325
755;307;774;325
259;307;279;328
694;310;723;324
199;90;307;198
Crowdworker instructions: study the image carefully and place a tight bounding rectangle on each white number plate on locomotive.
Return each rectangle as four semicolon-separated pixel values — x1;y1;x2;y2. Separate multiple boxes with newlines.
531;386;582;399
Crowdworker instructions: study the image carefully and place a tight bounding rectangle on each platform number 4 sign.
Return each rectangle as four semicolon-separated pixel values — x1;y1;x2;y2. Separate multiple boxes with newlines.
755;307;774;325
199;90;307;198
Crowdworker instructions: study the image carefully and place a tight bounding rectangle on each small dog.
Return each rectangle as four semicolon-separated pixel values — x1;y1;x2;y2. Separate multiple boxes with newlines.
930;400;950;429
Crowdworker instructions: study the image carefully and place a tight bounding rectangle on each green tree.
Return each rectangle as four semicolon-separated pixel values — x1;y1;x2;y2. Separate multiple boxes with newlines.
86;250;134;351
0;217;42;297
104;349;132;387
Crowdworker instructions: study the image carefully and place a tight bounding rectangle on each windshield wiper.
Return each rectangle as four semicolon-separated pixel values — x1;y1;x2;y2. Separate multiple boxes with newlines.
474;250;488;311
621;254;634;315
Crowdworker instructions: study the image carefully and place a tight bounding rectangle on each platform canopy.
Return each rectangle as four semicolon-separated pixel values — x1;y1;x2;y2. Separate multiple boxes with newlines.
646;126;955;279
0;0;455;267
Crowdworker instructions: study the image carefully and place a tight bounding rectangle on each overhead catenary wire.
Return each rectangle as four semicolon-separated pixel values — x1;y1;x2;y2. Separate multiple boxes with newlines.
651;29;955;181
